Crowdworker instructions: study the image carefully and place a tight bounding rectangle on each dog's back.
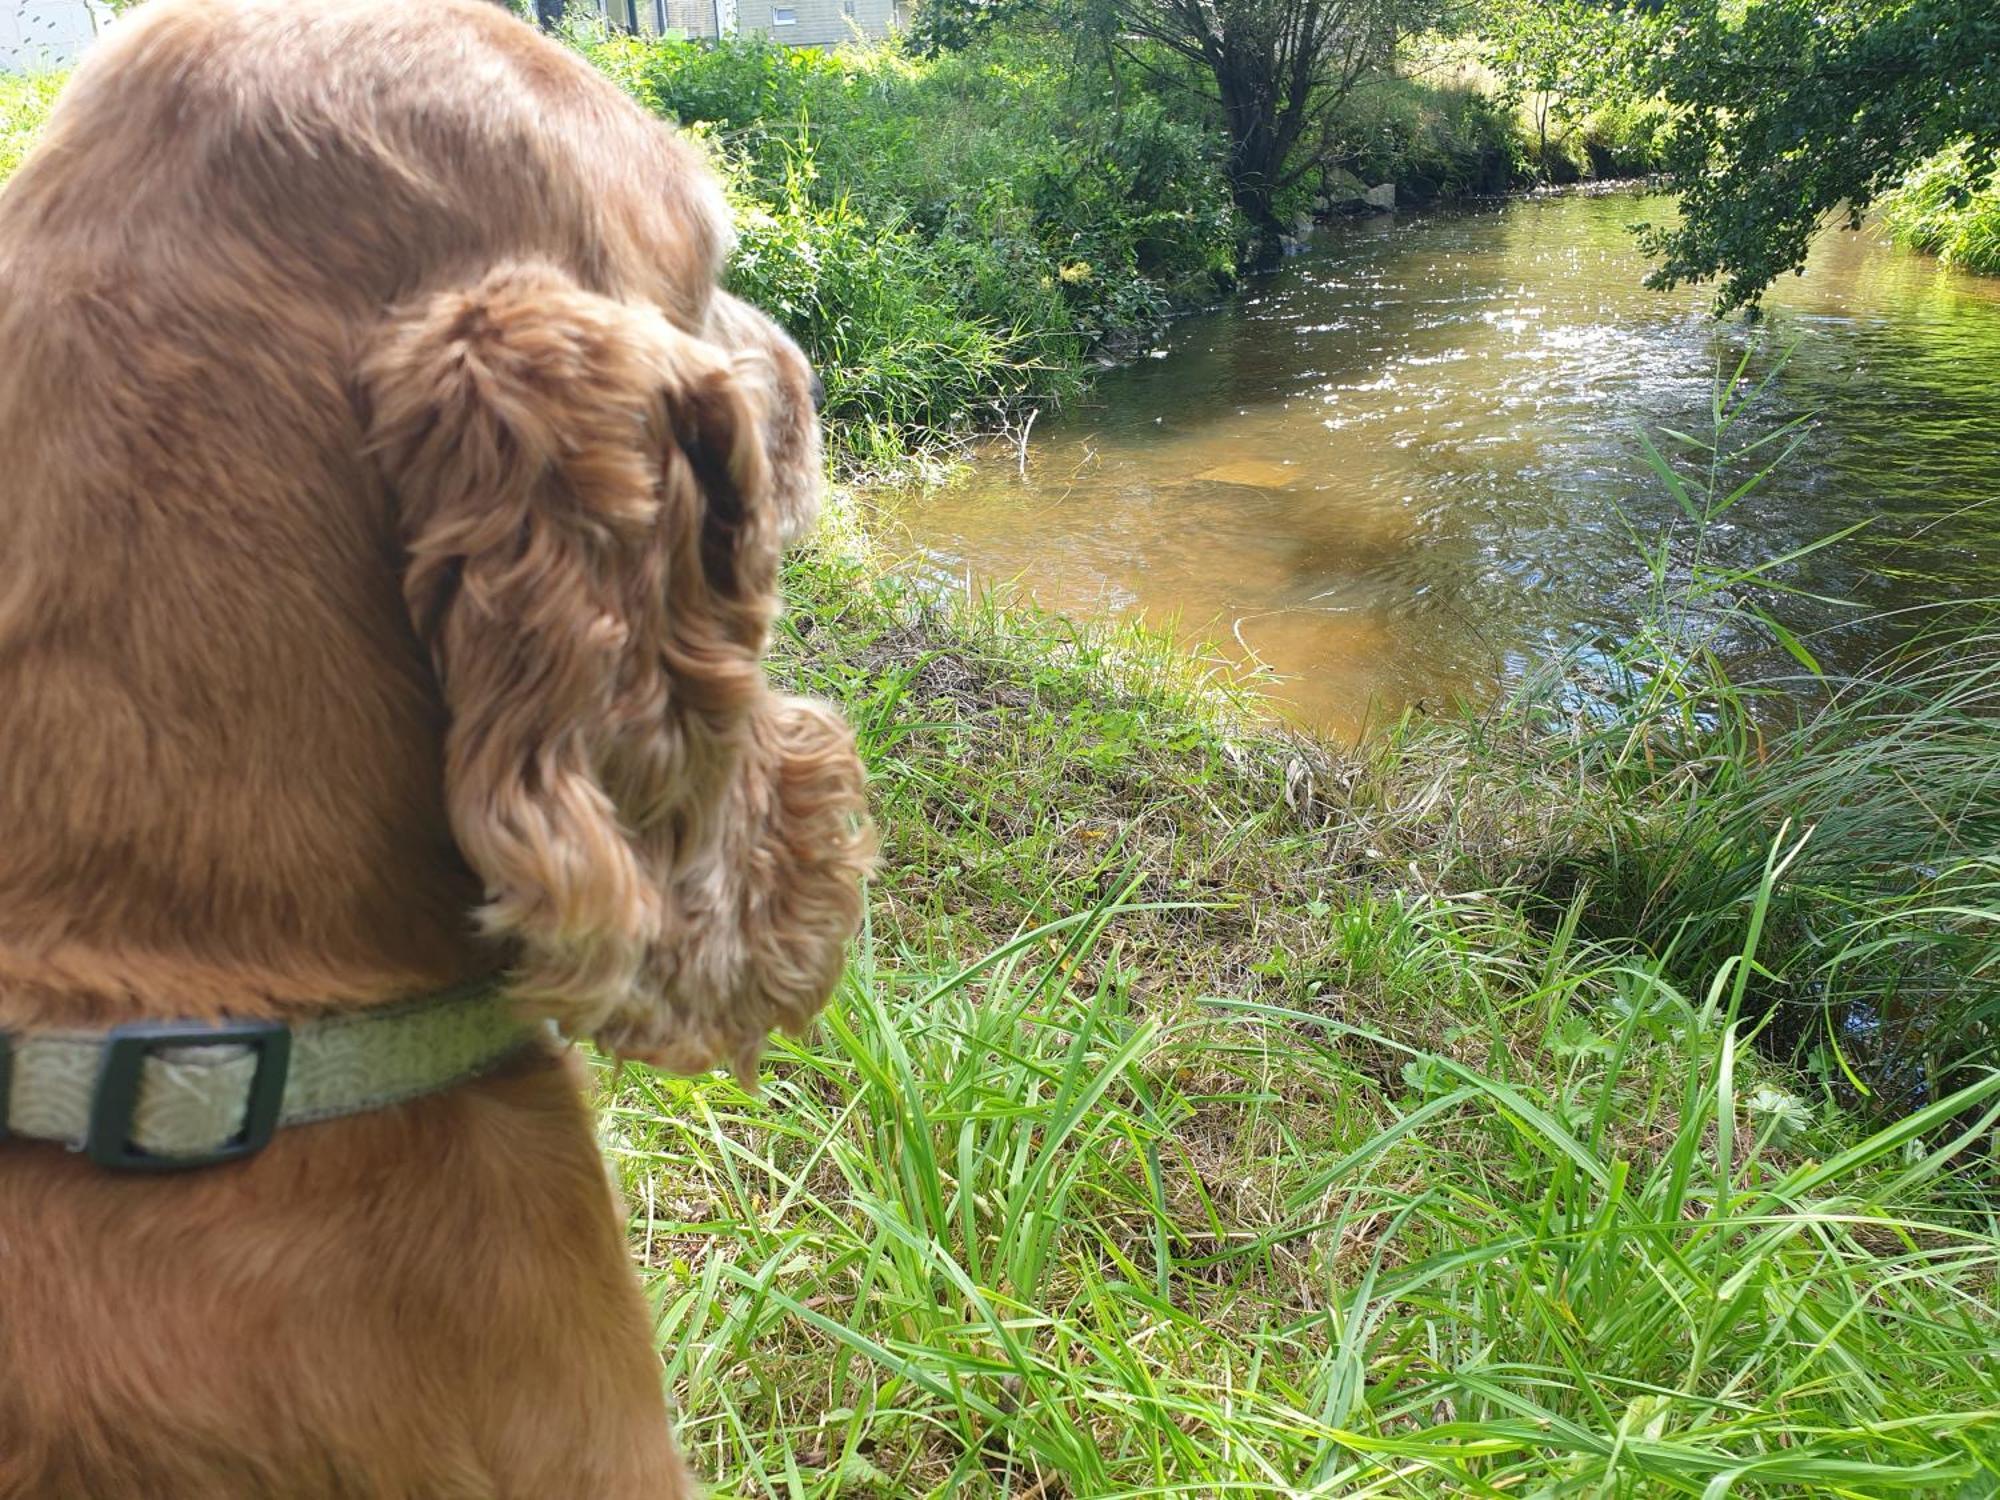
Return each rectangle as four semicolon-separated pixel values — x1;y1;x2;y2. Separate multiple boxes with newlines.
0;2;766;1493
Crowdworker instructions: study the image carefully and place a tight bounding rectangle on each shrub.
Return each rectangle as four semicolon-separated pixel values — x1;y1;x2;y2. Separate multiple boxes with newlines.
575;30;1239;458
1320;75;1521;201
1577;94;1667;179
722;132;1073;456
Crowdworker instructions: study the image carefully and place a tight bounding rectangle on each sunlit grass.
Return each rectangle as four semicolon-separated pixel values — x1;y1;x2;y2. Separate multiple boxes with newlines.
601;853;2000;1493
0;72;63;183
599;525;2000;1495
1881;141;2000;278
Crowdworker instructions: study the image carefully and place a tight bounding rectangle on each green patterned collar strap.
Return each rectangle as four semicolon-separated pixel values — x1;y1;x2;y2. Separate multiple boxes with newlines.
0;982;548;1172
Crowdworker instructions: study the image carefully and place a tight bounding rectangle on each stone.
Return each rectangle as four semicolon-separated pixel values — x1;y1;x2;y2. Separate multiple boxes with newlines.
1364;182;1396;210
1195;459;1300;489
1323;167;1369;204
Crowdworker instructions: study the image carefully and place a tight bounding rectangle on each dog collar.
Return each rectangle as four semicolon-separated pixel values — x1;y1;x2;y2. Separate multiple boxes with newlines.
0;981;547;1172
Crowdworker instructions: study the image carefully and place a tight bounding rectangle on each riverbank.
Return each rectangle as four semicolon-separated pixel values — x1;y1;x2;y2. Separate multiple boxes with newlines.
601;515;2000;1494
3;36;1663;467
888;184;2000;746
1883;142;2000;277
567;28;1667;468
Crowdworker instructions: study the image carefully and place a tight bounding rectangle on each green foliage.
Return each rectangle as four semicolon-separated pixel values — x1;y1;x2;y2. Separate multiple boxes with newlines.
1535;603;2000;1107
910;0;1428;237
726;133;1069;453
1481;0;1631;183
1881;140;2000;277
1633;0;2000;309
0;72;62;184
906;0;1041;56
576;31;1238;459
1312;69;1661;203
1574;92;1668;179
1320;75;1522;199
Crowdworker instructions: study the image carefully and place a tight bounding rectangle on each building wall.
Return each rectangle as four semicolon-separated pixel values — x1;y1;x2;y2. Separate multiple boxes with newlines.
660;0;718;35
598;0;893;45
2;0;100;71
733;0;891;46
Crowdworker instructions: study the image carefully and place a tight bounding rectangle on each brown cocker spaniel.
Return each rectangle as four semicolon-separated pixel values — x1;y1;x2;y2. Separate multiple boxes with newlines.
0;0;872;1494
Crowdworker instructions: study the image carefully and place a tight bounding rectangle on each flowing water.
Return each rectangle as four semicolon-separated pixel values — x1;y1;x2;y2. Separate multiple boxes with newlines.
889;192;2000;738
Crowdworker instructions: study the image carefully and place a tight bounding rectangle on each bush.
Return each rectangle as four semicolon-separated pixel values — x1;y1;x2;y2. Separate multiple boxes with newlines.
723;132;1073;460
577;31;1239;459
1577;95;1667;179
1320;75;1522;201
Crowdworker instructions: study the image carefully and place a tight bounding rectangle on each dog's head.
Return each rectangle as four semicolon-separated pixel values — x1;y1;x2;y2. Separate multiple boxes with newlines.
0;0;868;1064
358;259;869;1080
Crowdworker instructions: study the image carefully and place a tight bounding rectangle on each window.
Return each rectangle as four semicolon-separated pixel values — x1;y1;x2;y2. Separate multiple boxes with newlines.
771;5;797;21
841;0;855;15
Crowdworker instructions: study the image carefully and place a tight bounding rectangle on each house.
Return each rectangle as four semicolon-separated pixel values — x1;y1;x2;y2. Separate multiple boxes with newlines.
2;0;101;71
4;0;899;71
598;0;900;49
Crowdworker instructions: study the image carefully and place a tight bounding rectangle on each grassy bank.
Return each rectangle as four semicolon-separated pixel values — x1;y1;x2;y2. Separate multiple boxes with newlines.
602;508;2000;1495
614;373;1996;1495
1331;44;1666;203
1881;141;2000;278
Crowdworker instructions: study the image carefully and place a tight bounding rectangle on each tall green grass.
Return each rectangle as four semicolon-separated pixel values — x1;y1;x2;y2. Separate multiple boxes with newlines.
1881;142;2000;278
603;428;2000;1491
1473;351;2000;1109
605;823;2000;1493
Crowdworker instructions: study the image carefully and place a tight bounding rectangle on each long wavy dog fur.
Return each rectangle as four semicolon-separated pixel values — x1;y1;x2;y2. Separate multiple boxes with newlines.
0;0;872;1493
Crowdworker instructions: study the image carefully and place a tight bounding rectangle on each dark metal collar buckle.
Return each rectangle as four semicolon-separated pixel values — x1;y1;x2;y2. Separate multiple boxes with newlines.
87;1020;292;1172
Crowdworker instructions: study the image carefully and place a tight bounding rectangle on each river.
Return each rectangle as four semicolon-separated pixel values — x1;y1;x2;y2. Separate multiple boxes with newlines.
887;191;2000;739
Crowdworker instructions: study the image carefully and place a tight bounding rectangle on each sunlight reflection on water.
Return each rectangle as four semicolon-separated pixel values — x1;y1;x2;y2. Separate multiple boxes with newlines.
886;193;2000;739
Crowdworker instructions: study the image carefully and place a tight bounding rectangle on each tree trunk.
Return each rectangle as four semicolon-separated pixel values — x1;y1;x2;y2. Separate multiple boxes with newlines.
1218;65;1287;258
1230;165;1285;260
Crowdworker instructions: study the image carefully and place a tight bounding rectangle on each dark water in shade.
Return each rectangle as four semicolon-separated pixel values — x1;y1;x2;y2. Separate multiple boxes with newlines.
887;192;2000;739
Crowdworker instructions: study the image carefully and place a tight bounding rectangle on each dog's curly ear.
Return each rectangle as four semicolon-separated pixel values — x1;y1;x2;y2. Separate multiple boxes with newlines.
358;262;780;1035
